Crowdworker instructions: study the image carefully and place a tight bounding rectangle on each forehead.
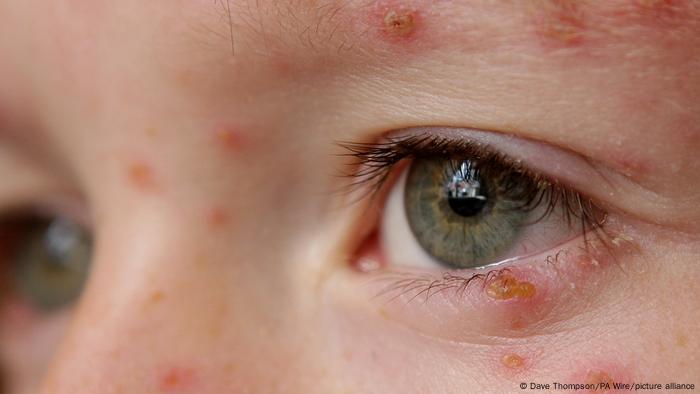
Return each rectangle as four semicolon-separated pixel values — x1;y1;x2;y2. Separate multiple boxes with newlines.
206;0;700;59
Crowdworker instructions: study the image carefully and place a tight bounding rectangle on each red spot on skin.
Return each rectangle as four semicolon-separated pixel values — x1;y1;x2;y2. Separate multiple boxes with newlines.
127;161;158;192
159;367;197;393
271;56;295;77
214;128;246;154
533;1;587;49
206;206;231;230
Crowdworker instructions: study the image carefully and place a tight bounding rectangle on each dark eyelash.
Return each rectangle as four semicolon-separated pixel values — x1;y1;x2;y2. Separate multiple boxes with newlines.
338;133;607;233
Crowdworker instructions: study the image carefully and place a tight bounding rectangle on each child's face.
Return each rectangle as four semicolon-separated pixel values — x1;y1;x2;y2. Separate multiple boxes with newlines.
1;1;699;392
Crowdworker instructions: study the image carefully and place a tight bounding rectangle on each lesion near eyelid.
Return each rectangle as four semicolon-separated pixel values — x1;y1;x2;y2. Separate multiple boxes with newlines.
345;217;642;342
334;130;648;340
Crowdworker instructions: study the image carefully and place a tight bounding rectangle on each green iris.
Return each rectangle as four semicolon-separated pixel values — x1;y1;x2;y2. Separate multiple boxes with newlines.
404;158;529;269
13;217;92;311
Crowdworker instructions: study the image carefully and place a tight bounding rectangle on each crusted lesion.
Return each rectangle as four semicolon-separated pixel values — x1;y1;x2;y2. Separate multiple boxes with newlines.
502;353;526;369
383;9;416;37
585;369;615;388
486;273;537;300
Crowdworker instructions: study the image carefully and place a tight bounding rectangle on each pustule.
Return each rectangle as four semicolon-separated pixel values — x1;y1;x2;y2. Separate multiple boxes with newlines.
361;1;429;48
501;353;526;370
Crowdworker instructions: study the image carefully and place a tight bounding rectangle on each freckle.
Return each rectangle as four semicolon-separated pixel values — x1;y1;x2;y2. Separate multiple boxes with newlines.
486;274;536;300
127;161;158;191
585;370;614;392
159;367;196;392
145;127;160;138
502;354;525;369
383;9;416;37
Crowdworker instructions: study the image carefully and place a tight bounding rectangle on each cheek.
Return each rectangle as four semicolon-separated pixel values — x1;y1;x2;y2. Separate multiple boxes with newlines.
324;272;646;392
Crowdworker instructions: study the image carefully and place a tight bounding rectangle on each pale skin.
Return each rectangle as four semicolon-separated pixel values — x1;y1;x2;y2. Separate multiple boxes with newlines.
0;0;698;393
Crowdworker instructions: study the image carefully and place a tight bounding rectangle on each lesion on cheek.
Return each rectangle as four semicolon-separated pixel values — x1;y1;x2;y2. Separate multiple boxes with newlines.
125;160;159;192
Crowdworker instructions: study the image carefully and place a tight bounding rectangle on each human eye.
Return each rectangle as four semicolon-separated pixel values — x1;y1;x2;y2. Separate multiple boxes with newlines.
0;210;93;314
335;127;639;341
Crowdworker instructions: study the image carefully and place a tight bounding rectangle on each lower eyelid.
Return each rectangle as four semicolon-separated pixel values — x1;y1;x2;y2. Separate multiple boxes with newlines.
344;220;641;343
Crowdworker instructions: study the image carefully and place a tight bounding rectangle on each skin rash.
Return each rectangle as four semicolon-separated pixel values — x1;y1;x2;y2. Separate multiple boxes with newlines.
0;0;697;393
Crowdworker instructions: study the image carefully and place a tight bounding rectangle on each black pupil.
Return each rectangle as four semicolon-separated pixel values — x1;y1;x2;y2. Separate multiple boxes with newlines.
448;195;488;217
445;160;489;217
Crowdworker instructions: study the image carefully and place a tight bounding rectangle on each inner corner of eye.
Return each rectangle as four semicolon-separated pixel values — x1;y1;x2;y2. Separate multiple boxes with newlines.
375;154;593;271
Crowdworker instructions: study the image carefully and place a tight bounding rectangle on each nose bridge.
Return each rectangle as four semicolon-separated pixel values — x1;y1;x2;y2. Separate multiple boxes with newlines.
38;215;248;393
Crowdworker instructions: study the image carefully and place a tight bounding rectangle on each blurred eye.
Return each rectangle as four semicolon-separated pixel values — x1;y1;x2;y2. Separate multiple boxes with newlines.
0;215;92;312
342;132;606;271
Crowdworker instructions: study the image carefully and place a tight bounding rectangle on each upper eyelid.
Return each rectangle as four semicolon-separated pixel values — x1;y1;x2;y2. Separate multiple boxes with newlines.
341;128;601;195
339;127;673;224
